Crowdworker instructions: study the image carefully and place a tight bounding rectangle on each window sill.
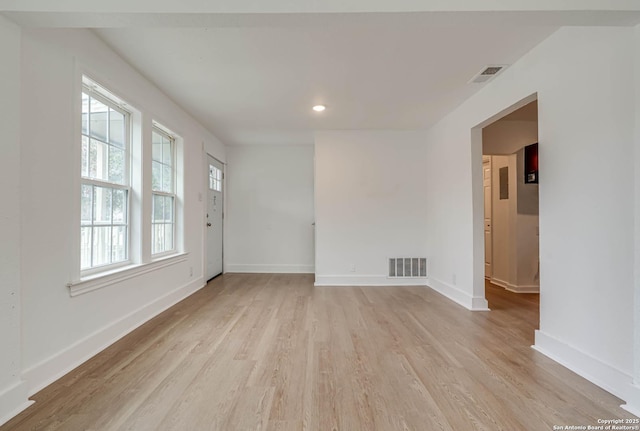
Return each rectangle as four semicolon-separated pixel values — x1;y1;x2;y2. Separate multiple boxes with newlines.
67;252;189;297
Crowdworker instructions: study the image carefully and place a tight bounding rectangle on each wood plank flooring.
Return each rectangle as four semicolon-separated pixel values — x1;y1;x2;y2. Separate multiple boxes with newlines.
3;274;636;430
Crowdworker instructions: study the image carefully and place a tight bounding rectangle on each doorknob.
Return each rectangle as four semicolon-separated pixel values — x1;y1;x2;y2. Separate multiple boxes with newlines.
207;223;212;227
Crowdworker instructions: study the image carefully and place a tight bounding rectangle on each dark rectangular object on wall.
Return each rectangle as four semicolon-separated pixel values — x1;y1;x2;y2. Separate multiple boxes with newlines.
499;166;509;199
524;143;538;184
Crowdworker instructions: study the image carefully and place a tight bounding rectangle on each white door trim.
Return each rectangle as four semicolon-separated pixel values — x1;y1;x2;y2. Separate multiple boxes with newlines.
205;153;224;281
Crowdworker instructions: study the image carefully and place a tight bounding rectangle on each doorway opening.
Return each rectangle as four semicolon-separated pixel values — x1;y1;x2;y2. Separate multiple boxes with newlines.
478;97;540;335
206;154;224;281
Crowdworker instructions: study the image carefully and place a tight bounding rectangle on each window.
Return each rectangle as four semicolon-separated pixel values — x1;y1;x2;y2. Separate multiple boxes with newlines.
151;127;176;255
209;164;222;192
80;82;130;271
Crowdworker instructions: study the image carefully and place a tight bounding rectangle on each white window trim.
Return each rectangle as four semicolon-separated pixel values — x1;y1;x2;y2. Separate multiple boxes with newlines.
67;252;189;297
151;125;177;257
80;82;133;273
70;70;187;296
151;190;177;259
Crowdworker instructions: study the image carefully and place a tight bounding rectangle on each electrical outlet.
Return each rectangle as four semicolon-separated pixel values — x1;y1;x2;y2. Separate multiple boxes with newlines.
452;273;456;285
349;264;356;273
189;266;193;277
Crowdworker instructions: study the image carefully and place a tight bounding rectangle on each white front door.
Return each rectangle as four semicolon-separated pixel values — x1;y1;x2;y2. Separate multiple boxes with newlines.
483;156;492;279
206;155;224;280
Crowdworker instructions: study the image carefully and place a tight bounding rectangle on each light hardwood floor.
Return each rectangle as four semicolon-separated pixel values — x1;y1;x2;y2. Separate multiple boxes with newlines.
3;274;636;430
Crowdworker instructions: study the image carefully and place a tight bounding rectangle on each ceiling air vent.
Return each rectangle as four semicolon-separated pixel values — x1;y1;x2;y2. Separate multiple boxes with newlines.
469;65;508;84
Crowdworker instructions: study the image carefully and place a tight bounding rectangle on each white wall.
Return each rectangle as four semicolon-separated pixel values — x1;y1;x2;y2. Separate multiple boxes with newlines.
0;16;32;425
225;145;315;273
10;27;226;421
488;155;515;287
514;148;540;289
488;153;539;292
314;130;429;286
426;26;636;409
631;23;640;414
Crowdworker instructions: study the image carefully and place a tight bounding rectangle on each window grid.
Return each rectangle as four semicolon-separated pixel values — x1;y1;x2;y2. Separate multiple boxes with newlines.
209;165;222;192
151;127;176;255
81;85;131;271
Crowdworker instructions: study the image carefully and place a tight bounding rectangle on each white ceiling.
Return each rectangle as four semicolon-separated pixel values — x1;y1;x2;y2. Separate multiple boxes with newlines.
4;3;640;145
96;16;556;145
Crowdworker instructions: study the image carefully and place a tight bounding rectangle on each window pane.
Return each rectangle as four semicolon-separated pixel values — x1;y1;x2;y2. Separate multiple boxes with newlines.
81;81;131;271
89;98;108;142
152;131;163;162
162;139;172;165
90;139;109;181
112;225;127;263
164;224;174;251
152;194;164;222
94;186;112;224
82;93;89;135
209;165;215;190
108;147;125;184
81;184;93;225
152;223;164;254
152;161;162;191
88;139;97;179
112;189;126;223
81;135;89;177
92;226;112;266
163;196;173;222
80;227;92;269
109;108;125;148
162;165;173;193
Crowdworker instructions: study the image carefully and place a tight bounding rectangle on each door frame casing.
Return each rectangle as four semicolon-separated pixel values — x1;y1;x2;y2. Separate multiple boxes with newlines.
205;153;225;281
471;92;538;307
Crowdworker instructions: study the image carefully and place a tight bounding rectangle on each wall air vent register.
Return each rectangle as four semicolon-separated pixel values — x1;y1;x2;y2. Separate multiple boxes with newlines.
389;258;427;278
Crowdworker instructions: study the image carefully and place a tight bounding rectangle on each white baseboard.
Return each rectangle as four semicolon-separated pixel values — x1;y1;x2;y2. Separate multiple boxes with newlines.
621;384;640;417
0;380;33;427
533;330;633;403
427;277;489;311
490;277;539;293
22;277;205;397
314;274;428;287
225;264;314;274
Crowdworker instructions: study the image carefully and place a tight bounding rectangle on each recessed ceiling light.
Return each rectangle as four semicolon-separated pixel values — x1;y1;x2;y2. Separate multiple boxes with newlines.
312;105;326;112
